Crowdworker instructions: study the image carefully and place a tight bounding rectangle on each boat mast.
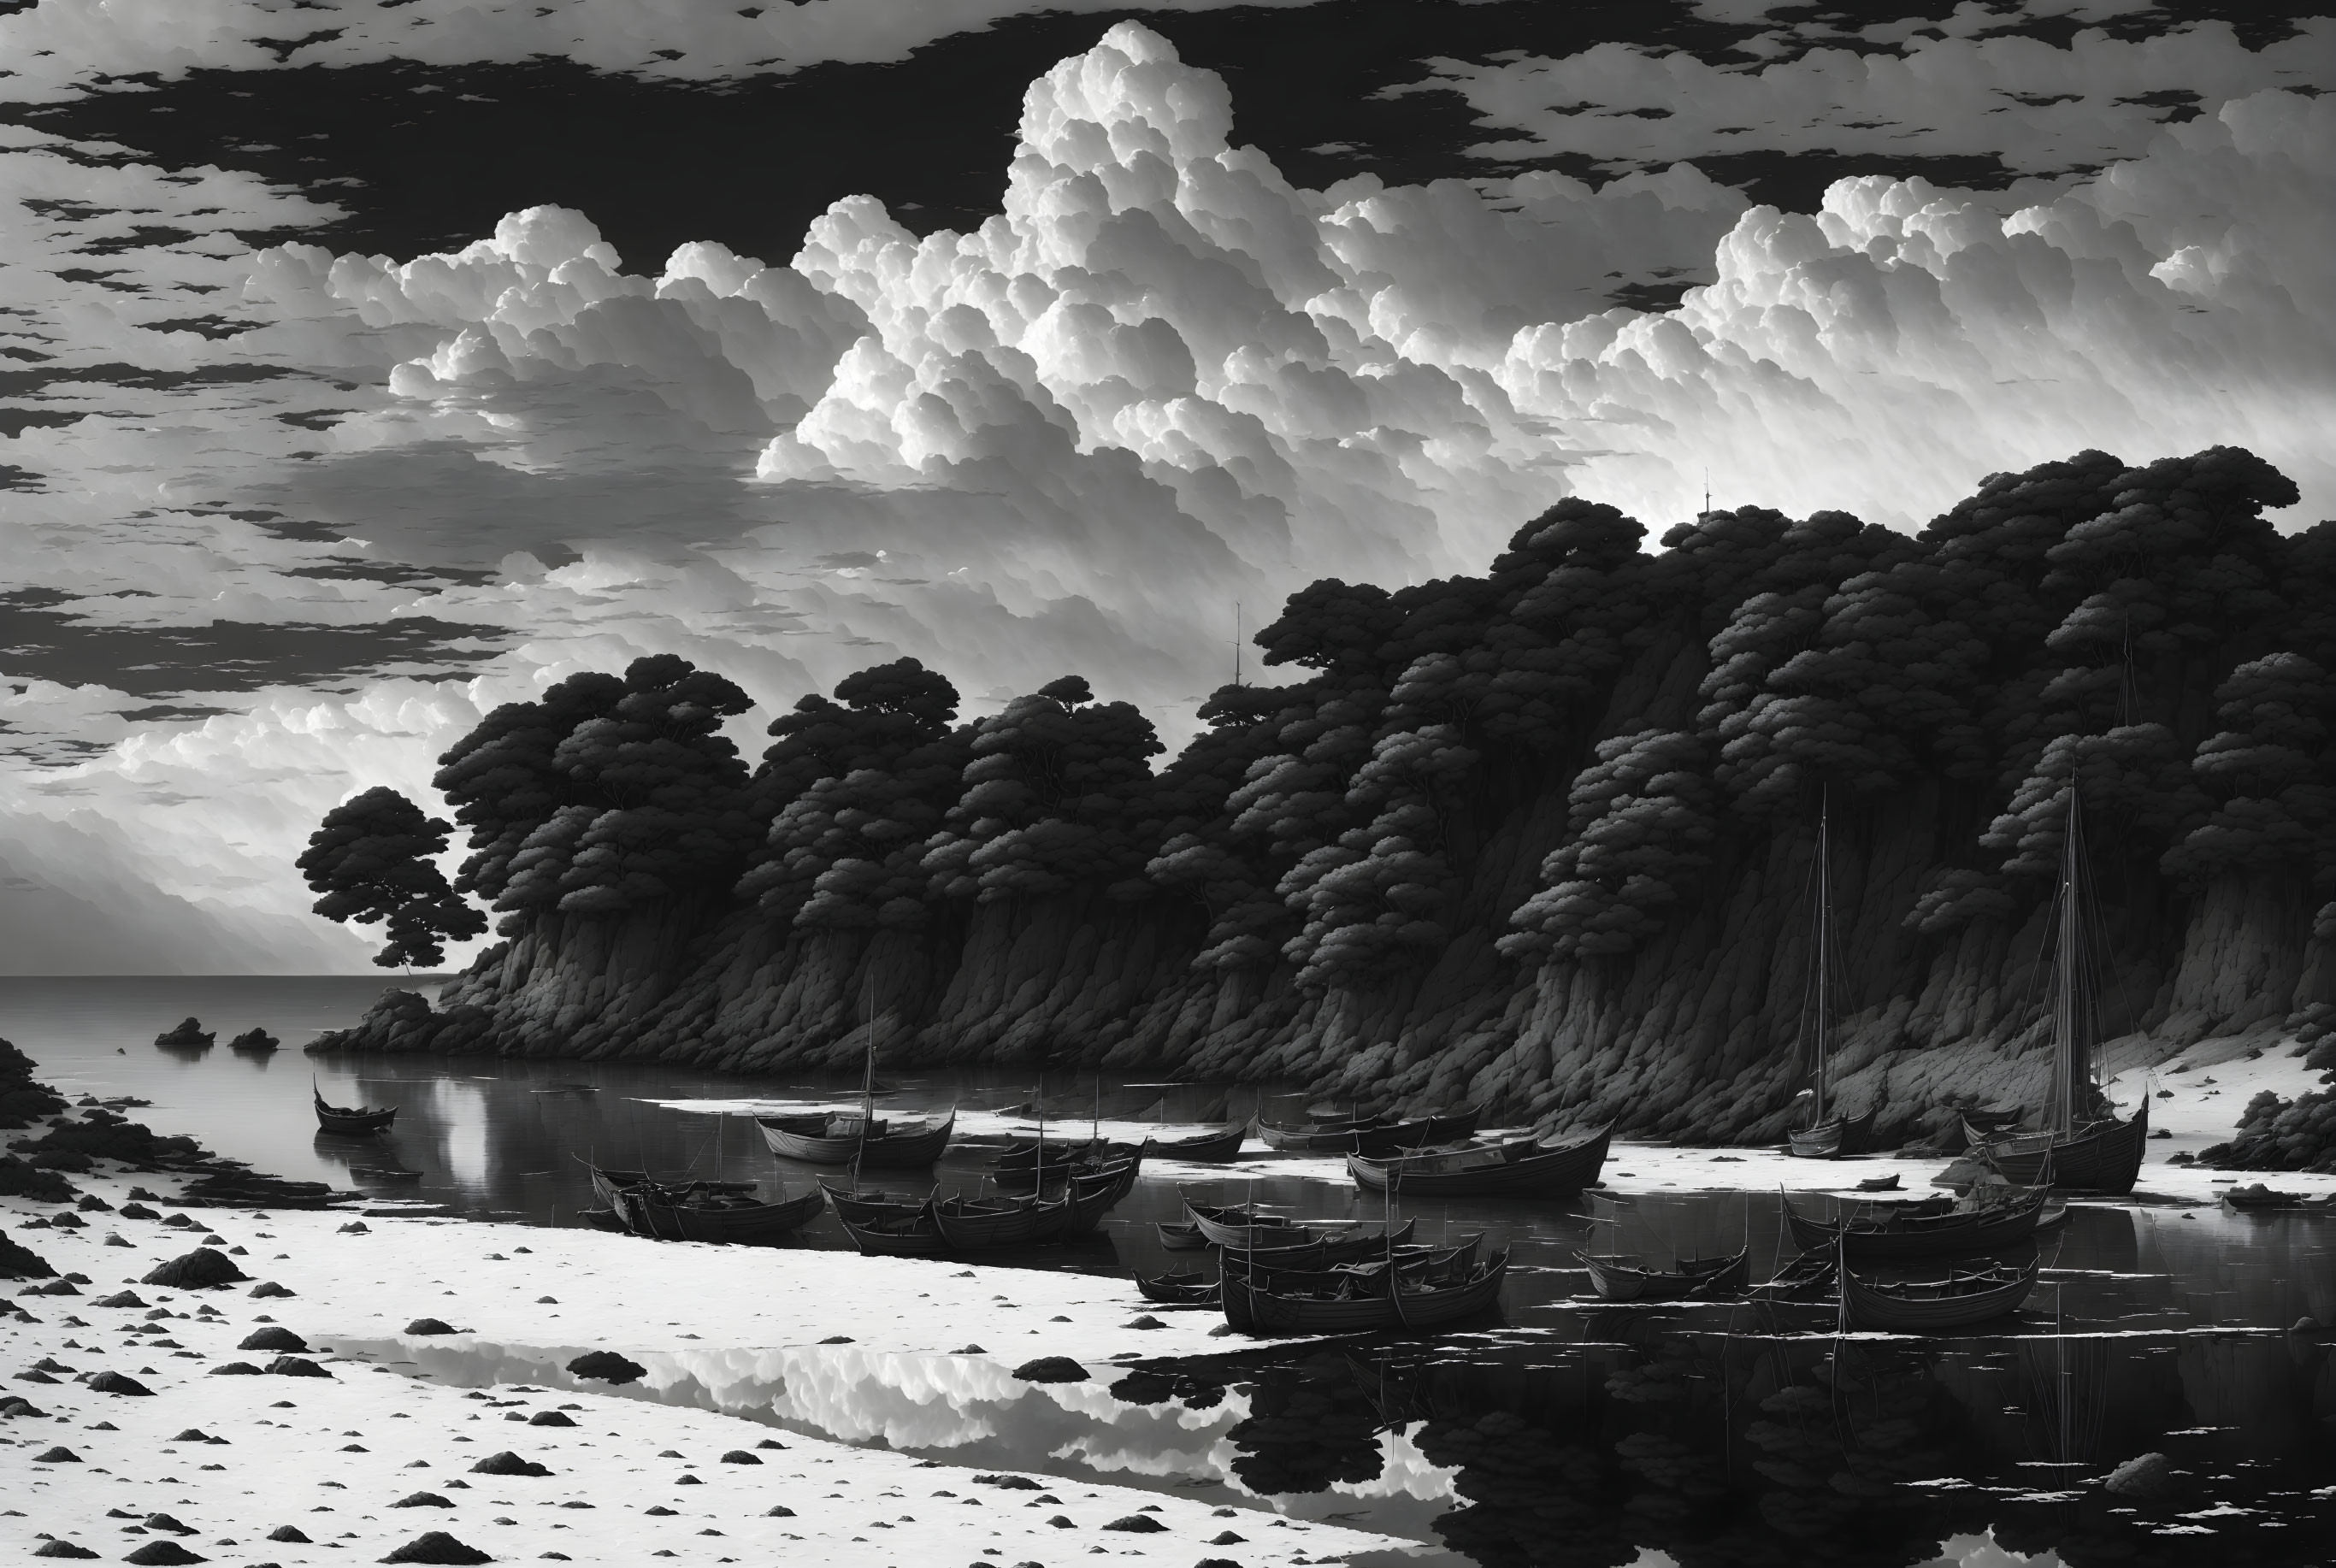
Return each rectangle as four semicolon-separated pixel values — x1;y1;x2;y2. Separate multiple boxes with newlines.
2050;787;2091;1138
852;960;876;1190
1809;794;1833;1129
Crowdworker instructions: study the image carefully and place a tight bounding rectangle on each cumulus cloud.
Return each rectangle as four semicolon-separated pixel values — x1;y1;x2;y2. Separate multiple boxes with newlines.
0;17;2328;968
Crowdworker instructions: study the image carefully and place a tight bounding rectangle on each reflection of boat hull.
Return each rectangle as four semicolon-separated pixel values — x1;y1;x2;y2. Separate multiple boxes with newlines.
1578;1248;1749;1302
1969;1100;2148;1194
1841;1258;2038;1331
757;1110;955;1166
1787;1108;1876;1158
1784;1191;2056;1262
1348;1123;1612;1197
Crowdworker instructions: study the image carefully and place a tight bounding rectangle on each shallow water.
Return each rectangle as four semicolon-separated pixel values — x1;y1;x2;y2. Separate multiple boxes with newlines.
8;976;2336;1564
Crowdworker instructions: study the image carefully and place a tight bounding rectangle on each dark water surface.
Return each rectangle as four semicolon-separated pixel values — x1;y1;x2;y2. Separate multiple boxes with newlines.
7;977;2336;1565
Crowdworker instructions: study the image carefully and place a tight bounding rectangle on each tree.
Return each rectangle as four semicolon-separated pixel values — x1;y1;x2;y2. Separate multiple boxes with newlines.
298;787;488;970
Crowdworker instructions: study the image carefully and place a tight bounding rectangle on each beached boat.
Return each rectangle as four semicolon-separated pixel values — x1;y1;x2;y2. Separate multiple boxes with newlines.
313;1086;396;1135
1221;1249;1509;1335
1839;1257;2039;1331
818;1181;928;1225
1347;1122;1613;1198
587;1164;755;1211
1855;1174;1902;1192
610;1181;825;1245
757;1107;955;1167
1256;1105;1483;1156
1963;789;2147;1194
839;1208;950;1257
1061;1157;1141;1235
1786;799;1873;1159
1157;1221;1209;1251
1784;1188;2057;1262
930;1190;1075;1249
1224;1232;1481;1287
991;1136;1130;1192
1141;1123;1250;1162
1577;1247;1750;1302
1182;1198;1318;1250
1136;1271;1220;1306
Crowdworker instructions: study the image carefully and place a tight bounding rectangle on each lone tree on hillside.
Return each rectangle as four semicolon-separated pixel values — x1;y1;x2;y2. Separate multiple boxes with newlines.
299;786;488;970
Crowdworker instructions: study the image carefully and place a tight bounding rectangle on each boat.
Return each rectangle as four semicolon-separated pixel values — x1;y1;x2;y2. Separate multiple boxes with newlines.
1136;1272;1220;1306
580;1208;624;1234
1256;1105;1484;1156
838;1208;950;1257
313;1085;396;1135
1157;1221;1209;1251
819;1179;929;1225
350;1167;423;1184
1964;789;2148;1194
1061;1157;1141;1236
1786;798;1872;1158
1254;1105;1395;1152
1577;1247;1750;1302
929;1191;1075;1249
1855;1174;1902;1192
1839;1256;2039;1331
1224;1232;1481;1288
609;1181;825;1245
587;1164;755;1211
992;1136;1130;1192
1141;1123;1250;1162
1347;1122;1613;1198
1749;1250;1838;1301
757;1108;955;1166
1182;1198;1318;1250
1221;1249;1509;1335
1784;1188;2058;1262
1313;1217;1419;1264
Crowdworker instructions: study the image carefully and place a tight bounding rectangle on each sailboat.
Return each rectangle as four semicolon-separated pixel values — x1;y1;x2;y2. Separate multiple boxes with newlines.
760;964;953;1166
1963;787;2149;1194
1787;798;1873;1158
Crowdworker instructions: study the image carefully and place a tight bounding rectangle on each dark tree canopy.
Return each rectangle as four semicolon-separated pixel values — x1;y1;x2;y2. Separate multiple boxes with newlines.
298;786;487;970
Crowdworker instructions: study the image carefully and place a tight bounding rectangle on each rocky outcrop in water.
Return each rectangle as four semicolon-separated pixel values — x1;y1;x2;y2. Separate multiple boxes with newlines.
313;448;2336;1142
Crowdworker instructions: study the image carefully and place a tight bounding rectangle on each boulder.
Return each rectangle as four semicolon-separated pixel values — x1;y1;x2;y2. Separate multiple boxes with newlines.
2104;1451;2174;1497
1010;1356;1089;1383
378;1532;493;1565
564;1349;645;1384
238;1326;310;1353
469;1450;552;1477
86;1371;154;1395
264;1356;333;1378
140;1248;248;1289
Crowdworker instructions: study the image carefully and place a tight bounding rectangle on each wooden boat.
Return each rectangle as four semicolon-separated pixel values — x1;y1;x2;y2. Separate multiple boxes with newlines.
1855;1174;1902;1192
350;1166;423;1184
1840;1257;2038;1331
1348;1122;1613;1198
580;1207;624;1234
313;1087;396;1135
1136;1271;1220;1306
1141;1123;1250;1162
1313;1218;1419;1264
588;1164;755;1211
1749;1250;1838;1301
1061;1158;1141;1236
1182;1198;1318;1251
839;1208;950;1257
1786;799;1870;1159
1784;1189;2056;1262
992;1137;1129;1192
1257;1105;1483;1156
1222;1233;1481;1294
1157;1221;1209;1251
757;1107;955;1167
1963;790;2147;1195
929;1191;1074;1249
1222;1249;1509;1335
819;1180;929;1225
611;1182;824;1245
1255;1107;1393;1152
1577;1247;1750;1302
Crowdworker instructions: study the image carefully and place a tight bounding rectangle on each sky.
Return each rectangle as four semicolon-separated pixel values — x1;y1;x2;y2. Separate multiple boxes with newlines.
0;0;2327;973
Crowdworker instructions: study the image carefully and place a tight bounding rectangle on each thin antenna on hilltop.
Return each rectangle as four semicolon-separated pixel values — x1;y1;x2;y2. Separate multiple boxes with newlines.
1702;466;1711;516
1233;601;1242;688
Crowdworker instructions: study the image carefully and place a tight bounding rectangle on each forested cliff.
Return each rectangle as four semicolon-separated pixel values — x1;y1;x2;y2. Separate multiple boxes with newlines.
314;446;2336;1144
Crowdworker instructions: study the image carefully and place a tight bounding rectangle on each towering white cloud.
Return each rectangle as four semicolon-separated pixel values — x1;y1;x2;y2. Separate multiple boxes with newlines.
0;19;2327;970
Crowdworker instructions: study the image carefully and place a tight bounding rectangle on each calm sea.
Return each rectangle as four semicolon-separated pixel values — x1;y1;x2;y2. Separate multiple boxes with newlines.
6;976;2334;1565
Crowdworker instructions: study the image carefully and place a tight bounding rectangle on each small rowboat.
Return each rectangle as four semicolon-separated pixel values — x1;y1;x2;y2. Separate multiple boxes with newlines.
1855;1174;1902;1193
1313;1217;1418;1264
314;1087;396;1135
1222;1249;1509;1335
757;1107;955;1167
1839;1257;2038;1331
930;1190;1075;1249
610;1182;824;1245
1348;1122;1613;1199
1182;1198;1318;1250
1157;1222;1209;1251
1257;1105;1483;1156
819;1180;929;1225
1141;1123;1250;1162
1062;1158;1141;1235
1224;1232;1482;1289
1136;1271;1220;1306
992;1138;1130;1192
1577;1247;1750;1302
1784;1189;2056;1263
839;1209;950;1257
588;1164;755;1211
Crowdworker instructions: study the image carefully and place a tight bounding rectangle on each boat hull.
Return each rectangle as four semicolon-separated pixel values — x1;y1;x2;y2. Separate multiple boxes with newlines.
1840;1259;2038;1331
758;1110;955;1167
314;1093;396;1135
1222;1252;1508;1335
1183;1199;1318;1251
1784;1192;2051;1262
1970;1100;2148;1194
1578;1248;1750;1302
1786;1107;1876;1159
1348;1123;1612;1197
1141;1123;1250;1162
839;1211;950;1256
612;1185;824;1244
930;1193;1074;1248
